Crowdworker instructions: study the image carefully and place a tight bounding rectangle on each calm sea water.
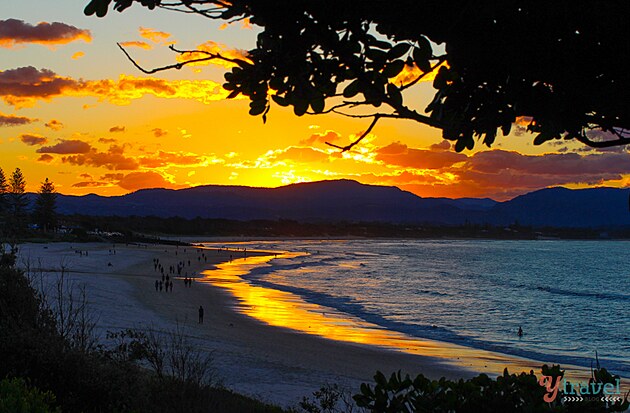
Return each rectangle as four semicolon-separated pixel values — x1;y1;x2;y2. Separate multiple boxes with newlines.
207;239;630;376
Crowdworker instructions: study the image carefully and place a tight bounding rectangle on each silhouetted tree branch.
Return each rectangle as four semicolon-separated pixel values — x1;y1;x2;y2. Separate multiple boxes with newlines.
117;43;249;74
325;114;381;152
86;1;630;151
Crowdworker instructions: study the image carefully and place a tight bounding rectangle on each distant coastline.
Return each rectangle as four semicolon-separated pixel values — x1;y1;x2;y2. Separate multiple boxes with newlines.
56;214;630;243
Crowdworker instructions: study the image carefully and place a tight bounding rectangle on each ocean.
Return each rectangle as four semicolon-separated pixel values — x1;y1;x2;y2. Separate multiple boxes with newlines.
203;239;630;377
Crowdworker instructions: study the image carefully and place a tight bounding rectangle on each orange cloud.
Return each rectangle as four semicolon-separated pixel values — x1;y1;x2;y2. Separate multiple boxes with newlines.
78;75;230;106
37;139;91;154
61;144;139;170
117;171;181;191
19;133;48;146
376;142;467;169
71;51;85;60
72;181;109;188
37;154;53;163
109;125;125;133
0;66;81;107
175;41;251;69
44;119;63;130
465;150;630;176
138;27;170;43
119;40;152;50
0;111;35;126
0;19;91;48
98;137;117;144
266;146;331;164
514;116;533;127
0;67;231;107
300;130;341;146
101;173;124;181
429;140;452;151
152;128;167;137
366;145;630;200
138;151;206;168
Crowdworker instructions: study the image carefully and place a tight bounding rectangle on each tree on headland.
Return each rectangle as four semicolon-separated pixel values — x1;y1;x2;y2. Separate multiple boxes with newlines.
85;1;629;152
33;178;57;233
6;167;28;238
0;167;7;219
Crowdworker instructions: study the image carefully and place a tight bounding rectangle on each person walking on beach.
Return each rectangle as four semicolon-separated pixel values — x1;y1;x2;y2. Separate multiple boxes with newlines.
198;305;204;324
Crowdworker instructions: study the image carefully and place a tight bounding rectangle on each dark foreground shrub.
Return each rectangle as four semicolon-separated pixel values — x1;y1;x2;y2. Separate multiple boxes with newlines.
354;367;629;413
0;258;284;413
0;377;60;413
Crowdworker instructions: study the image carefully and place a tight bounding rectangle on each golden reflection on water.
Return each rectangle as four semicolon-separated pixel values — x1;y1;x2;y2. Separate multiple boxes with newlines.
201;252;608;383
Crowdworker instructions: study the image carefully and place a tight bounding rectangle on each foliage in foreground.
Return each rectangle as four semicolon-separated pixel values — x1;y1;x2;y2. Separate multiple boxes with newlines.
0;377;60;413
352;368;629;413
0;253;284;413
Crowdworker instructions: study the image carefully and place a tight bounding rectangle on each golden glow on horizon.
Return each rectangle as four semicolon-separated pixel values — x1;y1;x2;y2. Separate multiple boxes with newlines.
1;5;628;200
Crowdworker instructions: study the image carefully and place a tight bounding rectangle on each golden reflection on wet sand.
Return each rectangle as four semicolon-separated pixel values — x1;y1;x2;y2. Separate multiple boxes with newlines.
201;252;624;386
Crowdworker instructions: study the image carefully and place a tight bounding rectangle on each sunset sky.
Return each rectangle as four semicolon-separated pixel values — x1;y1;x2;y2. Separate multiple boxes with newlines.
1;0;629;201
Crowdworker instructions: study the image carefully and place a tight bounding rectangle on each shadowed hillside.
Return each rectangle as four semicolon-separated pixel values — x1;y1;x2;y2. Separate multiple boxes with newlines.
30;180;630;228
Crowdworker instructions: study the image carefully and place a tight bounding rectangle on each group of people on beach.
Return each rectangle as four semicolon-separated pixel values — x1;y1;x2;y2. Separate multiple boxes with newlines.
155;277;173;292
150;245;222;325
152;247;205;293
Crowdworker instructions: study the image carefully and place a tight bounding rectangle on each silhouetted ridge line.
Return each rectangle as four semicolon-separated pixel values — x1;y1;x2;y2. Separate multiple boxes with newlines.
25;180;630;228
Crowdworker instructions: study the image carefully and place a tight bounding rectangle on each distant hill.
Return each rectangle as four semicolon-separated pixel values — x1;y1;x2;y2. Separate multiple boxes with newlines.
37;179;630;228
487;187;630;227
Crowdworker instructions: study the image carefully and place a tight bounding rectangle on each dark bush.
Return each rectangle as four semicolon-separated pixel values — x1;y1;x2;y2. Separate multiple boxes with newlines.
0;259;284;413
354;367;629;413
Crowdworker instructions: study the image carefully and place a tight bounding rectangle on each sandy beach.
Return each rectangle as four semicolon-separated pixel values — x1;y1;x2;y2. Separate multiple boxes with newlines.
15;241;626;407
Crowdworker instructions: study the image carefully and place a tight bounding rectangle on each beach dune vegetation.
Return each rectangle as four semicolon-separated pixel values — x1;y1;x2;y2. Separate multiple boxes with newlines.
0;248;285;413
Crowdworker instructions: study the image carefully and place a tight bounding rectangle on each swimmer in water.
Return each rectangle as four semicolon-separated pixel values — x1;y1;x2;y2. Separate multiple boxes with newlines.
518;326;523;337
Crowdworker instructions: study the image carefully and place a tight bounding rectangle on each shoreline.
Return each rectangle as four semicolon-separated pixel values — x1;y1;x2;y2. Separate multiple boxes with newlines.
199;249;627;385
164;235;630;243
16;241;629;406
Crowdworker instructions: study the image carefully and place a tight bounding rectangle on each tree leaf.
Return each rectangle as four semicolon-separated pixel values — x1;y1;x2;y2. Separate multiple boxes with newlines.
413;46;432;73
222;82;236;91
249;103;267;116
343;79;361;98
383;60;405;78
310;96;325;113
293;99;309;116
387;83;403;107
388;43;410;60
272;94;289;107
433;67;449;89
533;132;553;145
413;36;433;71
